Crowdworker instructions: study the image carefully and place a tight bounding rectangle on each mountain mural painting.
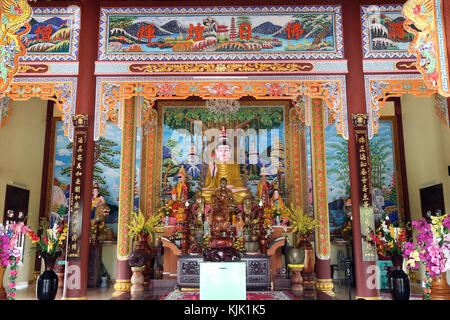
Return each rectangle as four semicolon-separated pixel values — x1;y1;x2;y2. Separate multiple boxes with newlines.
100;6;343;60
362;5;414;58
19;7;80;61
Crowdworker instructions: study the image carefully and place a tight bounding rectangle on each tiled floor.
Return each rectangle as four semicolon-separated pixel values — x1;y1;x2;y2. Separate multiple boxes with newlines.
13;279;422;300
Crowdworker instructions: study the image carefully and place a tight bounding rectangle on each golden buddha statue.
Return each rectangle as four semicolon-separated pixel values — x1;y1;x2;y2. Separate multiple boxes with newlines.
202;127;247;204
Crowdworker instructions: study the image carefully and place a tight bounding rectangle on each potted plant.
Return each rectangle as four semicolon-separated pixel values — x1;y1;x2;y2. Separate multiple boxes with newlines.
25;218;68;300
128;210;162;284
286;206;317;265
369;213;409;300
402;214;450;300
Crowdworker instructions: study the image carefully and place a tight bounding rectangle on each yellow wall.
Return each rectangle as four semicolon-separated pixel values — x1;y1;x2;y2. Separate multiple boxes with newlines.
0;98;47;287
401;94;450;221
401;94;450;283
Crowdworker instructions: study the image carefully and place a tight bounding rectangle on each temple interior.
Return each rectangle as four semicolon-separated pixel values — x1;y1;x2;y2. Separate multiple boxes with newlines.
0;0;449;302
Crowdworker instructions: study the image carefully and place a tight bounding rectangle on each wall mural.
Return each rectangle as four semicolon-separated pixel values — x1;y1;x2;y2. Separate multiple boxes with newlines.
19;6;81;61
99;6;343;61
361;5;414;59
305;120;400;236
159;104;287;212
51;121;121;233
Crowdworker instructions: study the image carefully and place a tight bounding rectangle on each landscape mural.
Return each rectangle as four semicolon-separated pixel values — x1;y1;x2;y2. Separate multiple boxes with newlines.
20;7;80;61
305;120;400;235
362;5;414;58
160;105;286;202
51;122;122;233
100;6;343;60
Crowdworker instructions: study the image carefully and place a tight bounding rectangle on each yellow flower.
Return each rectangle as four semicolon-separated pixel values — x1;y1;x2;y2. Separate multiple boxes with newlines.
407;259;416;268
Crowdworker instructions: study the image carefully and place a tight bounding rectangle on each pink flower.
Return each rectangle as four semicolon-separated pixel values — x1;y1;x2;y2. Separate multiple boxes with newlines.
10;270;18;276
8;282;16;288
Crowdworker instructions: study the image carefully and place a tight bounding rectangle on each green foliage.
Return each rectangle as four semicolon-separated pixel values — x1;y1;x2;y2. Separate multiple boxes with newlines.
369;136;391;189
163;107;284;133
326;139;350;199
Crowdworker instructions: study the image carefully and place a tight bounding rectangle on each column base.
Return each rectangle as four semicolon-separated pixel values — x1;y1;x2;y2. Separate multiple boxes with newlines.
355;296;381;300
316;278;335;297
113;279;132;297
62;296;88;300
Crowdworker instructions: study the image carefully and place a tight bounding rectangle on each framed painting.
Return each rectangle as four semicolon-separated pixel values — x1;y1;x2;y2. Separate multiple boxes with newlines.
20;6;81;62
361;5;415;59
99;5;343;61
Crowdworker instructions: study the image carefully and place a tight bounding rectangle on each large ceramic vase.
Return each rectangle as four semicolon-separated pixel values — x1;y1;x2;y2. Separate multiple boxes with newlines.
387;253;410;300
430;272;450;300
0;265;6;300
36;252;59;300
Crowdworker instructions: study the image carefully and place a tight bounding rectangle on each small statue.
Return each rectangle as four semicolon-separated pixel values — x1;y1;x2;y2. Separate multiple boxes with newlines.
192;190;206;226
203;214;211;238
257;167;271;209
235;214;245;239
243;192;254;225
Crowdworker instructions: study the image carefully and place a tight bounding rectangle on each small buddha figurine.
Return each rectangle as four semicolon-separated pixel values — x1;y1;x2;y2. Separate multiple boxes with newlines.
211;177;235;212
243;192;254;225
192;190;206;227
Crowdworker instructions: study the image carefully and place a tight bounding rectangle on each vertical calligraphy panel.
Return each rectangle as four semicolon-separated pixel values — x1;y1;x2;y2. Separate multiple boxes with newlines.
352;114;377;262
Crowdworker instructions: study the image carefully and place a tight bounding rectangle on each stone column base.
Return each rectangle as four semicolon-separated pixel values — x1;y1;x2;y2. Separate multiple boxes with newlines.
113;279;132;297
316;278;335;297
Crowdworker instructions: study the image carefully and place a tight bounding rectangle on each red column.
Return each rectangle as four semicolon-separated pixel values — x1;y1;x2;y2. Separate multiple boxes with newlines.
62;0;99;300
343;0;379;299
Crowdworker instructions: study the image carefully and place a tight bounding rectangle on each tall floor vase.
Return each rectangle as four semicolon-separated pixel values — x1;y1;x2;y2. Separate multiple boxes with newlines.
387;253;410;300
0;265;6;300
36;252;59;300
430;273;450;300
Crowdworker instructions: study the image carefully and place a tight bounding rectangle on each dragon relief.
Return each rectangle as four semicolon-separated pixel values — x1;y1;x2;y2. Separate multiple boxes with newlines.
0;0;36;94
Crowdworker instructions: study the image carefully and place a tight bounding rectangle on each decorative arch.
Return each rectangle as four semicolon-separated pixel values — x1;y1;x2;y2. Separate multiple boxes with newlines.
0;77;78;140
94;75;348;141
364;74;448;139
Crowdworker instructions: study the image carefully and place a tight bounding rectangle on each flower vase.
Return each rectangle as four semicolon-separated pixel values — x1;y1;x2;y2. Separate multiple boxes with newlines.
165;216;169;226
387;253;410;300
430;272;450;300
0;265;6;300
36;252;59;300
276;216;280;226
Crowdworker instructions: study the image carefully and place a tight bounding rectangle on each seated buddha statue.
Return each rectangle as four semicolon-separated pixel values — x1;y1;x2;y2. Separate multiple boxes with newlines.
202;127;247;204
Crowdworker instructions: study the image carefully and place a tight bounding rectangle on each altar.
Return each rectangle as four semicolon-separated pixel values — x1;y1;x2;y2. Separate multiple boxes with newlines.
177;255;271;290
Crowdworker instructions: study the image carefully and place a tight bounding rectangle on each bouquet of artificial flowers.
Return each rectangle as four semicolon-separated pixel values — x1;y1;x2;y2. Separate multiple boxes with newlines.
370;213;408;259
25;218;68;256
402;214;450;299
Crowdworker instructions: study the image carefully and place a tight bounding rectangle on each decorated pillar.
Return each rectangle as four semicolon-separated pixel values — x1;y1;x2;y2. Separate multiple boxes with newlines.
343;0;379;300
113;97;137;297
288;107;309;215
62;0;99;300
310;98;333;296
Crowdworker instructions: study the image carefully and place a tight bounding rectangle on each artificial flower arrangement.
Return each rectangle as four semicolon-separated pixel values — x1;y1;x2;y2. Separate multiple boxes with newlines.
200;235;211;252
232;237;246;253
25;218;68;256
127;209;162;243
265;204;290;225
287;205;318;244
168;229;183;242
1;221;32;300
402;214;450;300
369;213;408;260
158;204;172;219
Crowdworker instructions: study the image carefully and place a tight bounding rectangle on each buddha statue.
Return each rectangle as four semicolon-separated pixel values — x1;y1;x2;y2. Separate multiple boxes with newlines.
202;127;247;204
192;190;206;226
